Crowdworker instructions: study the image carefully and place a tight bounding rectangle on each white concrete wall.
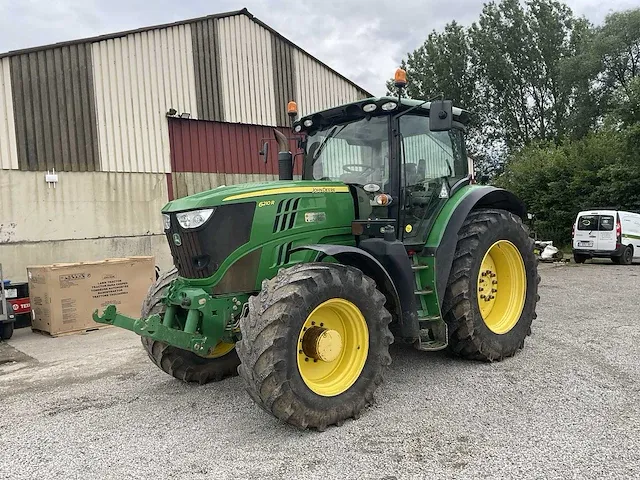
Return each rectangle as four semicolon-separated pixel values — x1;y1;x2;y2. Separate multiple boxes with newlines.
0;171;172;280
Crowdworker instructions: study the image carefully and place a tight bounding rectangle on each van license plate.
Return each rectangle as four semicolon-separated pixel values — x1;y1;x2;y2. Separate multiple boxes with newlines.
579;241;593;247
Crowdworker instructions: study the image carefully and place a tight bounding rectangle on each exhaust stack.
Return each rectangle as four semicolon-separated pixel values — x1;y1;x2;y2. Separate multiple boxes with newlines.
274;129;293;181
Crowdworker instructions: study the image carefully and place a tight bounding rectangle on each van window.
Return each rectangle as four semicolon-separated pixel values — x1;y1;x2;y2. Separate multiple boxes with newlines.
599;216;614;231
577;215;598;230
577;215;614;231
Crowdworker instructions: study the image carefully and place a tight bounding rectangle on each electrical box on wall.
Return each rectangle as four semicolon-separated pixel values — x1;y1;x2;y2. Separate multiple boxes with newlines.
45;169;59;188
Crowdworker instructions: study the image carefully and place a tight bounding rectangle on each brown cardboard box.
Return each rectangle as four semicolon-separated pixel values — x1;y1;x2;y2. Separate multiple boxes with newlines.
27;257;155;336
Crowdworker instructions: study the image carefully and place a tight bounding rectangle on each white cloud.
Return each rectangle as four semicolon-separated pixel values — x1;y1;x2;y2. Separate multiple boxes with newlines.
1;0;639;96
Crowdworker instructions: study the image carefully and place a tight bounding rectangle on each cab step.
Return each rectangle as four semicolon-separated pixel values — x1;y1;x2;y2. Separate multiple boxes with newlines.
418;315;441;324
411;265;429;271
414;288;434;295
415;338;448;352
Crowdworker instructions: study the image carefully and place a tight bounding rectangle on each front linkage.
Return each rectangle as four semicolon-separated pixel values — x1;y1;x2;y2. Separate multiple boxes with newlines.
93;277;248;357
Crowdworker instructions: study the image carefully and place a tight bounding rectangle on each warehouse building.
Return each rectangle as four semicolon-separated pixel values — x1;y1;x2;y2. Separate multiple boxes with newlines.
0;8;369;280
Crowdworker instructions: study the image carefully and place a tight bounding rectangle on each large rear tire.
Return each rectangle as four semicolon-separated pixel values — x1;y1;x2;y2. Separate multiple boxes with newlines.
614;245;633;265
140;268;240;384
442;209;539;361
236;263;393;430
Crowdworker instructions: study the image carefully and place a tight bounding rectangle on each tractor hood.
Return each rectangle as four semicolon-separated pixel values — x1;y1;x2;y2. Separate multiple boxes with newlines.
163;181;350;212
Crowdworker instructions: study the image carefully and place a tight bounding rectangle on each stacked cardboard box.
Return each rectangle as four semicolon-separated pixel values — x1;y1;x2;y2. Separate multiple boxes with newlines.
28;257;155;336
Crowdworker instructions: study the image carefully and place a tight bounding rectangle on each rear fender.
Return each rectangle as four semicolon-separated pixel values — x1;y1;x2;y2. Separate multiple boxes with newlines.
290;244;407;336
429;186;527;307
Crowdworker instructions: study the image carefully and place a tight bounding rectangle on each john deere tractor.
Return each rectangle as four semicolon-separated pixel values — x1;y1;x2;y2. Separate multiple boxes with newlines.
94;72;538;430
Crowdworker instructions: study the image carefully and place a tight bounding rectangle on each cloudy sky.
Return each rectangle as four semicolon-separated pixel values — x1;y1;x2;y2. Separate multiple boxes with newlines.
1;0;638;95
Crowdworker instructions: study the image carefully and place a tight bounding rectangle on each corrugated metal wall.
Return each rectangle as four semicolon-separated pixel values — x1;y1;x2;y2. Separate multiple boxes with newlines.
191;18;225;122
91;24;198;173
294;49;365;118
217;14;277;126
0;57;18;170
9;44;100;171
169;117;299;174
271;35;296;127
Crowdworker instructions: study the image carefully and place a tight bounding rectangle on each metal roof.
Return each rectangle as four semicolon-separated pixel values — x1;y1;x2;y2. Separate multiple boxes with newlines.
0;7;371;96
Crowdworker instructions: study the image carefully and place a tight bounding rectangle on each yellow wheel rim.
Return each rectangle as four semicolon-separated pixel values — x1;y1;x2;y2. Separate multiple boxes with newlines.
296;299;369;397
206;341;236;358
477;240;526;334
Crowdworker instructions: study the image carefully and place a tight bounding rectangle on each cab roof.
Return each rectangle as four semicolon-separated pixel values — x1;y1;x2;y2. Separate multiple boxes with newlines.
293;96;471;134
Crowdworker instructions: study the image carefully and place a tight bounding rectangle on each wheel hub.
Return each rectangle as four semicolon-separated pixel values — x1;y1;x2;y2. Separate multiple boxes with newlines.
302;327;343;362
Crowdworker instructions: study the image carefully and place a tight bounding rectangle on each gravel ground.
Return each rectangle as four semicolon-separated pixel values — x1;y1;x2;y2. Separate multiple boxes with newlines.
1;261;639;480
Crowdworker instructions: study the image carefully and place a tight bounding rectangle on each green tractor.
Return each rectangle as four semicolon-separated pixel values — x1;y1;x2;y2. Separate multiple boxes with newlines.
94;74;539;430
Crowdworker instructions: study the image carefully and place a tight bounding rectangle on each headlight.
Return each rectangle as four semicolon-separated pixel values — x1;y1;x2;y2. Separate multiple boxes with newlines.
381;101;398;111
303;119;313;127
176;208;215;229
162;214;171;230
362;103;377;113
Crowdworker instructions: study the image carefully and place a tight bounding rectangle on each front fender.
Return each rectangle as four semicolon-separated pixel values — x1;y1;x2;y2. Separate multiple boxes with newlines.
427;186;527;307
290;244;404;332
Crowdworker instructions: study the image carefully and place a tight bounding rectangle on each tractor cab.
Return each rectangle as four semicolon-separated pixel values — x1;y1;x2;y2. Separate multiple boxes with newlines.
293;97;471;248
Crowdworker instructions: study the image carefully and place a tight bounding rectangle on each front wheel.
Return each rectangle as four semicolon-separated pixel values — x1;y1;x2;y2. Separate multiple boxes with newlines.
442;208;539;361
140;268;240;384
237;263;393;430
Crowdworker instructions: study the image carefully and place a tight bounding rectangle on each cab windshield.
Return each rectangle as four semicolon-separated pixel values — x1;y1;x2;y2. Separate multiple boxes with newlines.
305;116;389;186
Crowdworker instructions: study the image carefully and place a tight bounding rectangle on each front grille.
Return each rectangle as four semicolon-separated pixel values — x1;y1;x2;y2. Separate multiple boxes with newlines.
166;203;256;279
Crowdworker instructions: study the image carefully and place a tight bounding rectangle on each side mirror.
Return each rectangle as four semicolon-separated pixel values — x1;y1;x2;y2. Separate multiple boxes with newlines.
429;100;453;132
259;141;269;164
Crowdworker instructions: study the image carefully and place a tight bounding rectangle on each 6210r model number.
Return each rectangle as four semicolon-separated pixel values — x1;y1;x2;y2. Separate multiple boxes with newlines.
311;187;338;193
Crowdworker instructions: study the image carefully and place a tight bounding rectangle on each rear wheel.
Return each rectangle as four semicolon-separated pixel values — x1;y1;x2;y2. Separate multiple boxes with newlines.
574;254;589;264
140;268;240;384
613;245;633;265
237;263;393;430
442;209;539;361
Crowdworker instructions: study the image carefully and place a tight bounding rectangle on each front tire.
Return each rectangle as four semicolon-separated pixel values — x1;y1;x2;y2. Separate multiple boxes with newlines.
236;263;393;430
140;268;240;384
442;209;539;361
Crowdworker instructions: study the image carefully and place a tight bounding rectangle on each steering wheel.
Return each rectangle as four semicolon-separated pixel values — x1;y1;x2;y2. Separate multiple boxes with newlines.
342;164;376;174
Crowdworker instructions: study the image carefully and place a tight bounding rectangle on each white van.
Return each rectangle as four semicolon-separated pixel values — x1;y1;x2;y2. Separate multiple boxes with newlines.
572;210;640;264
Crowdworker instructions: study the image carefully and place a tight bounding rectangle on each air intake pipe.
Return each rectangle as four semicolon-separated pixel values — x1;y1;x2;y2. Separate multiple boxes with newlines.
274;129;293;181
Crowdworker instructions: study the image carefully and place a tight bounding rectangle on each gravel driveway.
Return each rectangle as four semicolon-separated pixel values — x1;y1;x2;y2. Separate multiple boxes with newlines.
1;262;639;479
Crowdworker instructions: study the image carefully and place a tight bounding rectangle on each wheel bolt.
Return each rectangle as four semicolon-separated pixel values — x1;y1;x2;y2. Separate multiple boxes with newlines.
305;358;309;362
481;272;487;277
491;273;496;278
480;294;486;299
492;280;498;285
479;287;484;292
492;288;497;293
